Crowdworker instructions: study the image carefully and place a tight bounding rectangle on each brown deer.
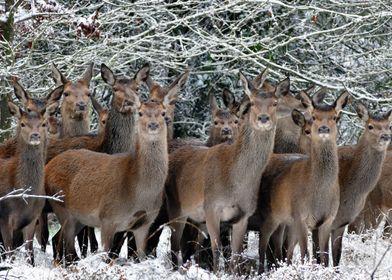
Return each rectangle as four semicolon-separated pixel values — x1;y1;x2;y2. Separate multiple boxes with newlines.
0;78;62;159
0;86;63;265
51;63;93;138
254;90;348;273
146;70;189;140
328;103;392;266
45;99;171;264
99;63;150;154
165;69;285;272
348;159;392;237
37;95;109;256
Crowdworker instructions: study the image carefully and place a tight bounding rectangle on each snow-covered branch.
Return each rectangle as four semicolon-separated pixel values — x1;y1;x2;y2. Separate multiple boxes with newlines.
0;187;63;203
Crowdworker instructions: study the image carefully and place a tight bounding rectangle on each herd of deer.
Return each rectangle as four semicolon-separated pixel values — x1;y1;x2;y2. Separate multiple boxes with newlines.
0;63;391;274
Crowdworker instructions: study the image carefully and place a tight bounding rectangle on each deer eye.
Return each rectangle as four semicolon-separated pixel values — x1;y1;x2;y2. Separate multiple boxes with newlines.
368;124;374;130
161;112;166;117
21;123;26;127
273;101;278;107
312;116;316;121
42;122;47;127
138;112;143;117
64;92;70;97
333;116;337;121
305;129;311;135
234;120;239;124
27;108;32;113
389;125;392;131
214;121;218;125
102;120;106;124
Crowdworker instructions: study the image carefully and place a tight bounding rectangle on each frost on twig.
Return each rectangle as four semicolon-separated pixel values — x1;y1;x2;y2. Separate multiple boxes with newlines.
0;187;63;203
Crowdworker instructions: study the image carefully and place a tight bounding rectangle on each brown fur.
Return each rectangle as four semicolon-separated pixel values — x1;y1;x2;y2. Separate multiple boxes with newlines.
165;69;283;272
45;100;171;264
0;92;61;265
329;105;392;266
0;79;61;159
51;63;93;138
100;63;150;154
146;69;189;141
254;90;348;273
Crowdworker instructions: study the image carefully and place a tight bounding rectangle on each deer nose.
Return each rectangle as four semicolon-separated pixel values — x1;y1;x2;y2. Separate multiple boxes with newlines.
222;127;232;135
381;134;391;142
148;122;159;131
319;126;330;134
30;133;40;140
258;114;270;124
124;100;134;107
77;102;86;111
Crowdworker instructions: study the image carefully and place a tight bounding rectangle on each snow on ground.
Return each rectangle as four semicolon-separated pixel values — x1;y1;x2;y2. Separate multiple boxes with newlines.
0;226;391;280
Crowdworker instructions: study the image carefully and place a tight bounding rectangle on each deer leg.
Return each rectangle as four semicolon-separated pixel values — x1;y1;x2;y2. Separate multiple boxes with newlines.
133;224;151;260
230;217;248;274
77;226;89;258
89;227;98;254
35;213;49;252
181;221;199;264
318;222;332;267
205;210;222;273
258;218;279;274
296;222;309;263
108;232;126;259
0;223;14;261
331;226;345;266
169;216;187;268
22;220;38;265
127;232;137;259
269;225;285;267
312;229;320;263
285;225;298;265
61;219;81;265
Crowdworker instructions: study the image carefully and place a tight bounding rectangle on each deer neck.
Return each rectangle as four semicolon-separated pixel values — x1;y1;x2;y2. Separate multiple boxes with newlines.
103;107;137;155
60;107;89;137
134;130;168;189
310;139;339;187
232;121;276;182
345;133;387;195
15;136;46;193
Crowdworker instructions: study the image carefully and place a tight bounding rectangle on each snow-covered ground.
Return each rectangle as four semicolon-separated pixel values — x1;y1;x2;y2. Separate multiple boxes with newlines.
0;226;391;279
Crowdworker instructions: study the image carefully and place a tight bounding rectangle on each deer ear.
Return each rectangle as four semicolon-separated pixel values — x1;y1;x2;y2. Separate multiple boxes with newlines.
222;88;237;112
304;84;315;95
51;64;68;86
275;77;290;98
81;62;94;86
135;63;150;83
312;87;327;105
252;68;269;90
354;102;369;122
334;90;349;115
298;90;314;112
91;95;103;114
8;101;23;119
46;85;64;105
292;109;306;128
101;64;116;86
238;97;251;118
386;108;392;123
239;72;253;98
209;92;219;114
44;101;59;117
11;77;29;105
165;70;189;103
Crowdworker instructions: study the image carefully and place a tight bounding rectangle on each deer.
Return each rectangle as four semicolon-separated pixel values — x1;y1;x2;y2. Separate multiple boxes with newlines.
45;98;172;264
165;68;285;273
108;68;189;258
253;90;348;273
0;78;62;159
348;159;392;238
146;69;189;141
0;86;63;265
51;63;93;138
36;95;108;255
327;103;392;266
99;63;150;154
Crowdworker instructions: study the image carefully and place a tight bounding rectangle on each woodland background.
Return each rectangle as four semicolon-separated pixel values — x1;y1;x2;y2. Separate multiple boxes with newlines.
1;0;391;144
